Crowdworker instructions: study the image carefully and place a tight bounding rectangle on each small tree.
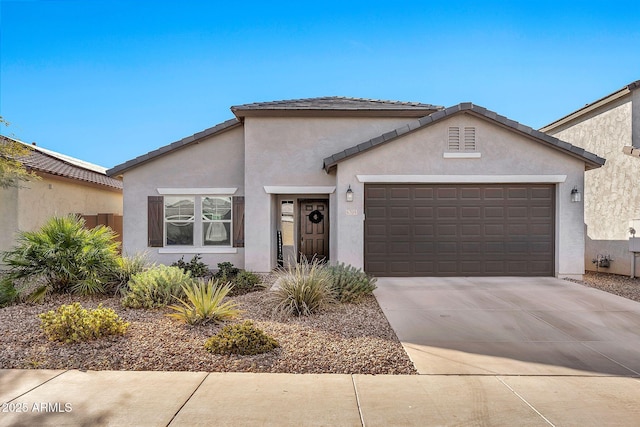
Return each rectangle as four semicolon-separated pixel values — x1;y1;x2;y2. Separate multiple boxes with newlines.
0;116;40;188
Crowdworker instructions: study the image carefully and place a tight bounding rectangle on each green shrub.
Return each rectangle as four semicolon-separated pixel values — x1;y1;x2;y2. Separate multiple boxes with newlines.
1;215;120;302
121;265;195;308
171;254;209;278
271;257;335;316
229;270;264;296
0;278;18;307
106;253;151;295
167;279;241;325
204;321;279;355
214;262;240;281
325;262;377;303
39;302;129;343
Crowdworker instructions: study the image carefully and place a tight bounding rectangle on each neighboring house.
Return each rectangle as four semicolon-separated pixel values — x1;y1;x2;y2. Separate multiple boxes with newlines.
541;81;640;277
107;97;604;278
0;136;123;254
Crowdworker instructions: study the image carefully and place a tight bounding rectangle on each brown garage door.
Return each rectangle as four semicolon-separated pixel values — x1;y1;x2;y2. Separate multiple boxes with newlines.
364;184;555;276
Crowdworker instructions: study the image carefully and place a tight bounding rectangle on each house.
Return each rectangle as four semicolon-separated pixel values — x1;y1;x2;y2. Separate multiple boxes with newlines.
0;136;123;254
107;97;604;278
541;80;640;277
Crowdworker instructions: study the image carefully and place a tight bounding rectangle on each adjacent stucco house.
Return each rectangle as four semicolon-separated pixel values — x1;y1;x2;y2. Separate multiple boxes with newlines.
107;97;604;278
541;81;640;277
0;137;123;254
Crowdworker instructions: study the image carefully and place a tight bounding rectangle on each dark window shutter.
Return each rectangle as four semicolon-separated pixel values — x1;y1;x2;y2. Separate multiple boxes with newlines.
233;196;245;248
148;196;164;247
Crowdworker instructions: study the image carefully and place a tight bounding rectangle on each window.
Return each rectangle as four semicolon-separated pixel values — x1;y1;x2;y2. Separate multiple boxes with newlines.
202;196;232;246
148;195;244;249
165;196;195;245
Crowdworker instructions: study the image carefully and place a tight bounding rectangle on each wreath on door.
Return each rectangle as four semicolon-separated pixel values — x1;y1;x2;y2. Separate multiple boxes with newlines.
308;209;324;224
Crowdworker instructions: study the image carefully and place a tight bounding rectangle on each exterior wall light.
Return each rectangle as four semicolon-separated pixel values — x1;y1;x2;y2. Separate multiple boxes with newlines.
571;186;581;203
346;185;354;202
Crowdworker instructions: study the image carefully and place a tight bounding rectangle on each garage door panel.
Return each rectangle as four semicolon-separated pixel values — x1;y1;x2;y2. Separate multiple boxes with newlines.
414;207;434;218
461;207;482;218
437;206;457;218
414;242;435;253
389;187;411;199
414;188;434;199
413;224;435;237
437;188;458;199
364;184;554;277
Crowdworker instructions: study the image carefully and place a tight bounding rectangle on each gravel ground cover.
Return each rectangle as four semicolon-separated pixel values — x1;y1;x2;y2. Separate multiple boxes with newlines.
568;271;640;303
0;279;416;374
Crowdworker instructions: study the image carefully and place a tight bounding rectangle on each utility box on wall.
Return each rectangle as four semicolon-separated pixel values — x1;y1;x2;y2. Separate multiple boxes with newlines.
631;238;640;252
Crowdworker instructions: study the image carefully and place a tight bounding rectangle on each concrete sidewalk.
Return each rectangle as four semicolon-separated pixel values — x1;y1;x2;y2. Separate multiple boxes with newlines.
2;369;640;426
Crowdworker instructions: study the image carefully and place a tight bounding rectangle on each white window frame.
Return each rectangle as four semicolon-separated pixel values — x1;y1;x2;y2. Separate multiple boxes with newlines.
160;194;237;254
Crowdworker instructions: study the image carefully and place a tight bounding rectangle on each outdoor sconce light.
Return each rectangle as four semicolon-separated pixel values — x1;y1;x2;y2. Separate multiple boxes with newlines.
571;186;581;203
346;185;354;202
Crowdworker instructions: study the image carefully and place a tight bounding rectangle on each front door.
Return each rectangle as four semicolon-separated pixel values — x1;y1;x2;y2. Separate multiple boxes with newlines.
299;199;329;262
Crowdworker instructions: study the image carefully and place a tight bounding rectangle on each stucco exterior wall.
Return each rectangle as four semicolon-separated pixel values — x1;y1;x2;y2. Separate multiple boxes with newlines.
0;187;19;254
121;126;245;267
242;116;417;272
548;97;640;276
333;113;587;278
0;176;122;257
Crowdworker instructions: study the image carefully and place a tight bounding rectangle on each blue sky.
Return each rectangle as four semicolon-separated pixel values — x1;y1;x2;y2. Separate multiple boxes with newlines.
1;0;639;168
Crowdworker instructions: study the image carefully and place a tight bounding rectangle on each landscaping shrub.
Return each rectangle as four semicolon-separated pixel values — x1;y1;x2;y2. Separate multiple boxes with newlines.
213;262;240;281
271;257;335;316
171;254;209;278
121;265;195;308
106;252;151;295
167;279;241;325
325;262;377;303
0;278;18;307
204;321;279;355
1;215;120;302
39;302;129;344
229;270;264;296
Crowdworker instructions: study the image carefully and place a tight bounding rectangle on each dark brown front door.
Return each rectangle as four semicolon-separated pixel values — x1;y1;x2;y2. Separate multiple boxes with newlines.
299;200;329;261
364;184;555;277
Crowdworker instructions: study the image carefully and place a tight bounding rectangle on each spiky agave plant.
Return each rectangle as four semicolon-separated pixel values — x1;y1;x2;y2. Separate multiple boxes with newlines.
167;279;241;325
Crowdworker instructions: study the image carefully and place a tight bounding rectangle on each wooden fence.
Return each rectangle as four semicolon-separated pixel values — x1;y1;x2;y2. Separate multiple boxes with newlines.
78;213;123;244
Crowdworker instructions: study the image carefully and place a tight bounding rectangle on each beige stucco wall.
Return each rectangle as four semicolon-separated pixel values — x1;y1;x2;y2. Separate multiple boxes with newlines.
333;113;588;278
242;116;418;272
0;175;122;256
0;187;19;254
548;95;640;276
120;126;245;267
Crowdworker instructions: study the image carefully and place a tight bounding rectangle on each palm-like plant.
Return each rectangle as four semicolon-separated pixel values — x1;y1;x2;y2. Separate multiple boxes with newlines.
1;215;120;302
167;279;241;325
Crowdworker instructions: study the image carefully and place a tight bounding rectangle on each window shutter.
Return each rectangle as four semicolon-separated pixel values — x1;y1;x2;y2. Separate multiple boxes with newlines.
233;196;245;248
148;196;164;247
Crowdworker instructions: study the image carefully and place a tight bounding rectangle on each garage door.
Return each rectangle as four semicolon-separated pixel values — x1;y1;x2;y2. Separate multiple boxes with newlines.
364;184;555;276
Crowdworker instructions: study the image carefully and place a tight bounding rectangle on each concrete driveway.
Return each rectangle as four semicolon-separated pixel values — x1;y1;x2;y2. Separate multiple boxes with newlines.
374;276;640;376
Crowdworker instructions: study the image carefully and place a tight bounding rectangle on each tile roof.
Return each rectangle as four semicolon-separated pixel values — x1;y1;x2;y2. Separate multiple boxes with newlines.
323;103;606;172
231;96;442;117
107;118;241;176
1;136;123;190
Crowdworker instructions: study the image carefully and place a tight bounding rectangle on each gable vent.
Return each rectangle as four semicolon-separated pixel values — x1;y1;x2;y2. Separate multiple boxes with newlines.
448;127;460;150
464;127;476;150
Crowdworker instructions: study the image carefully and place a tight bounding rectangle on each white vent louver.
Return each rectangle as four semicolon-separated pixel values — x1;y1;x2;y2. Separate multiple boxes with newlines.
448;127;460;150
464;127;476;150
